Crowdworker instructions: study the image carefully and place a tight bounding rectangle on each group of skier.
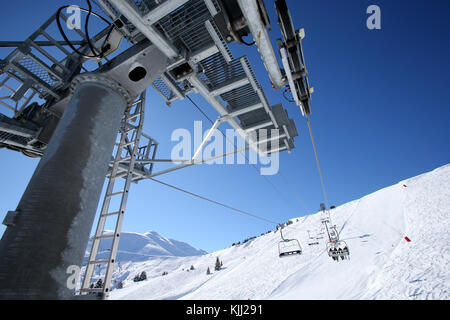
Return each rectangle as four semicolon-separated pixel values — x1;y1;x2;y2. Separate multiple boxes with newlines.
328;246;349;261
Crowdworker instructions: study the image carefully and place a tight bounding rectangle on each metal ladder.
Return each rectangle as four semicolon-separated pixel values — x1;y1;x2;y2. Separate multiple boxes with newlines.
80;92;146;298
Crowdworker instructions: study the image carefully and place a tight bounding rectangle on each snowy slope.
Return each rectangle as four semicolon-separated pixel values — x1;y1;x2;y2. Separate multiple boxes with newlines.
108;164;450;300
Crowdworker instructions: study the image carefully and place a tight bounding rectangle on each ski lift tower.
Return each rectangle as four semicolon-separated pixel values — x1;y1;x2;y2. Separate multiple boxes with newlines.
0;0;311;299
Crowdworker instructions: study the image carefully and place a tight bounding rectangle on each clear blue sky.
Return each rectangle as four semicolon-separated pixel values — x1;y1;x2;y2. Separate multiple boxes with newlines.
0;0;449;253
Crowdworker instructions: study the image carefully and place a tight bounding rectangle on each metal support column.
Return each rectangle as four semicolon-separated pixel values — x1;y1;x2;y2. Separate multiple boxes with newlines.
0;75;130;299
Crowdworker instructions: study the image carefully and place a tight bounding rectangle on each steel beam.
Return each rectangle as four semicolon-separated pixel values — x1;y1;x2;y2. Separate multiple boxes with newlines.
262;145;288;155
257;133;287;145
236;0;285;90
0;41;85;47
209;77;249;97
205;20;232;63
0;121;36;138
161;73;184;100
228;103;264;118
244;120;273;133
147;146;250;179
240;58;279;128
189;45;219;64
281;124;292;152
192;117;223;160
142;0;190;25
188;74;264;156
280;46;304;115
204;0;218;16
108;0;179;59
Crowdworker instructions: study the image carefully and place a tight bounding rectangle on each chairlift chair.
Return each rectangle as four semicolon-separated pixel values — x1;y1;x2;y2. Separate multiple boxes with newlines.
326;240;350;261
307;230;320;246
279;239;302;257
316;229;325;239
336;240;350;259
278;225;302;258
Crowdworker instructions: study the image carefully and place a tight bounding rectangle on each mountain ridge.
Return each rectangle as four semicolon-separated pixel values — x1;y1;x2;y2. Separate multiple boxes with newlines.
84;229;207;263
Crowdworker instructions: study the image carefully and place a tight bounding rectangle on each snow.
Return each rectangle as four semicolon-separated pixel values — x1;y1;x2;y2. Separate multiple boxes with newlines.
84;230;207;264
107;164;450;300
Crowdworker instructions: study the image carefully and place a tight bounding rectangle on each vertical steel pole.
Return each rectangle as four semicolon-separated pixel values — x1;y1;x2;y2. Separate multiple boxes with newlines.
0;75;130;299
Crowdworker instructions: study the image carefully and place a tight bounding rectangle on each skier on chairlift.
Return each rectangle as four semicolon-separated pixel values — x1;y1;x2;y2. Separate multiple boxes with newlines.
343;246;349;258
338;248;345;260
332;248;338;261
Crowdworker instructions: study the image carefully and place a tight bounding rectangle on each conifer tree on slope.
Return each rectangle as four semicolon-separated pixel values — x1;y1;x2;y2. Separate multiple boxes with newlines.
215;257;222;271
95;278;103;288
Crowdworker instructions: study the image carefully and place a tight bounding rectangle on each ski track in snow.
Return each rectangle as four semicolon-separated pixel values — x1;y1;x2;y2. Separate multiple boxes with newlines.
107;164;450;300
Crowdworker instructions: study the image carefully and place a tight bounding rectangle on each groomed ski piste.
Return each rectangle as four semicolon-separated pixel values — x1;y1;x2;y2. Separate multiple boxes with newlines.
100;164;449;300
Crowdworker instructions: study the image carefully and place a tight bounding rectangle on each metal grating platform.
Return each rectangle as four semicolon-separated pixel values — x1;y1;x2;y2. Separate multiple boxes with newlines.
99;0;299;154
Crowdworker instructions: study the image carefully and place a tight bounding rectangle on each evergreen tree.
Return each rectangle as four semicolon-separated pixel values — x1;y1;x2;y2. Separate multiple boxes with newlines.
139;271;147;281
88;283;95;295
215;257;221;271
94;278;103;288
206;267;211;275
190;265;195;270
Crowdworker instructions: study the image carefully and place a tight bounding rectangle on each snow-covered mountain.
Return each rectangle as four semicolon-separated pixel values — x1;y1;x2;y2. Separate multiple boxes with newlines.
84;230;207;263
106;164;450;300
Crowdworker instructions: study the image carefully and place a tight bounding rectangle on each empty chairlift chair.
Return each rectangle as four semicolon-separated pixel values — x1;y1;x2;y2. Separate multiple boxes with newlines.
278;224;302;258
307;230;320;246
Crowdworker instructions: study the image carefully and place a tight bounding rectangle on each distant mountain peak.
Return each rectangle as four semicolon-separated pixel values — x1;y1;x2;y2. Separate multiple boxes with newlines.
85;230;207;263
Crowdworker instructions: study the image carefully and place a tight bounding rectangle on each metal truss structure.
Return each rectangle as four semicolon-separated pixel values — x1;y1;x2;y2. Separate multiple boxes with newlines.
0;0;313;299
0;10;123;157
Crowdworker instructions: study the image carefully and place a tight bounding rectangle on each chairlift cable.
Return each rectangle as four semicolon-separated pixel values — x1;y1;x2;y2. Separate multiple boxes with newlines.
150;177;280;226
150;177;303;258
186;96;216;124
305;114;330;210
